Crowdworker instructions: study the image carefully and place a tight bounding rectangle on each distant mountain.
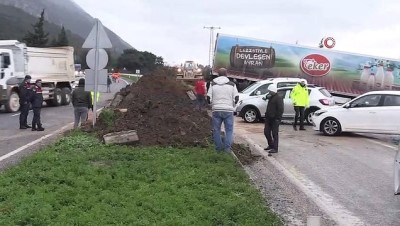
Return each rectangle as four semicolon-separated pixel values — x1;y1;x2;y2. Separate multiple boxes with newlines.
0;0;132;53
0;5;84;47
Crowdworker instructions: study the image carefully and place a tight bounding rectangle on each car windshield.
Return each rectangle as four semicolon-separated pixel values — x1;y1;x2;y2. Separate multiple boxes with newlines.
319;88;332;97
240;82;261;94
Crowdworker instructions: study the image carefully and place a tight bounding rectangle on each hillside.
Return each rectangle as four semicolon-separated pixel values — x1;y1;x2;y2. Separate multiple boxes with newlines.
0;5;83;46
0;0;132;53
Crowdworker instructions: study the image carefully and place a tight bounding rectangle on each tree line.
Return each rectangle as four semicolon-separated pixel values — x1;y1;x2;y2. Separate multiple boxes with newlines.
23;9;164;73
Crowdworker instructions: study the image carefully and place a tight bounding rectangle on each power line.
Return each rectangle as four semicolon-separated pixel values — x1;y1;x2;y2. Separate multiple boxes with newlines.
203;26;221;67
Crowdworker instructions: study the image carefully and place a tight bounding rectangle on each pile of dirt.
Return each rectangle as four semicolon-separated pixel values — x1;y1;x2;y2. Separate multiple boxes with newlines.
96;69;212;147
232;144;262;165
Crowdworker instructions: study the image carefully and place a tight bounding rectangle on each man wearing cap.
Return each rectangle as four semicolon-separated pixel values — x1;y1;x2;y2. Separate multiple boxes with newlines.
207;68;239;152
31;79;44;131
19;75;33;129
263;84;284;154
290;80;309;131
72;78;92;128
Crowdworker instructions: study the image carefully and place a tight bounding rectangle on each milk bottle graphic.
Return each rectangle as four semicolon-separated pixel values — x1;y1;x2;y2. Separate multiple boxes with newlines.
375;62;385;89
367;72;376;90
384;67;394;90
360;65;370;90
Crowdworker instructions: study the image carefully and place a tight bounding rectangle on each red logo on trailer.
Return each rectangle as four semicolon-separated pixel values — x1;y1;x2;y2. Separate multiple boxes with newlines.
300;54;331;77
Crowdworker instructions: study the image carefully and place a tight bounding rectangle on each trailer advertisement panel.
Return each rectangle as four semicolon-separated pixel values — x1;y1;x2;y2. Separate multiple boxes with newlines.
213;34;400;96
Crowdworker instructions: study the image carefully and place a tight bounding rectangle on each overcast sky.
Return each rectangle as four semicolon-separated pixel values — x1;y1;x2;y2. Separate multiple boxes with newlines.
73;0;400;65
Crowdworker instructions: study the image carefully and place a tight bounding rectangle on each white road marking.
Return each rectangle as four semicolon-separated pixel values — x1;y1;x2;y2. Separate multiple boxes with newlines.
121;78;130;85
365;138;398;150
2;106;106;162
0;123;73;162
235;133;366;226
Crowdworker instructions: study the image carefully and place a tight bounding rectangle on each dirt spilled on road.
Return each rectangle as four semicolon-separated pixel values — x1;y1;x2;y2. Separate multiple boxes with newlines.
232;143;261;165
95;69;212;147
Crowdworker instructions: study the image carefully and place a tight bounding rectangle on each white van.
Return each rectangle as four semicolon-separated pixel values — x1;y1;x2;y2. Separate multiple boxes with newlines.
238;77;307;102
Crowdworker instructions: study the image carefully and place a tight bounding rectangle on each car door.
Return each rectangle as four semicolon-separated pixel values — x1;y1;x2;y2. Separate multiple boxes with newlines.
277;89;292;118
340;94;383;132
379;95;400;134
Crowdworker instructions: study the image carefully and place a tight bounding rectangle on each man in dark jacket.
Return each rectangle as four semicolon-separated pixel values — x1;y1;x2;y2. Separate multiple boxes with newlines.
72;78;92;128
19;75;32;129
263;84;284;154
31;79;44;131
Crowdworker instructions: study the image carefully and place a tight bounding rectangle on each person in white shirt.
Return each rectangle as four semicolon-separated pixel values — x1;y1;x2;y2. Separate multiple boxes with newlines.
207;68;239;152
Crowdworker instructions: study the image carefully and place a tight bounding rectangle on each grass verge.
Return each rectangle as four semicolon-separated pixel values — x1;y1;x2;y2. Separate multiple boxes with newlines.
0;132;281;225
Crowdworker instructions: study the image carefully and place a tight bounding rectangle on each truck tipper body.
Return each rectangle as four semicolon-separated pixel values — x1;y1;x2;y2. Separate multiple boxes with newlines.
0;40;75;112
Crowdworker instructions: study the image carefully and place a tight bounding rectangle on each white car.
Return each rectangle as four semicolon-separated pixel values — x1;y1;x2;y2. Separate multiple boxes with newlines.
238;77;307;102
236;86;335;123
312;91;400;136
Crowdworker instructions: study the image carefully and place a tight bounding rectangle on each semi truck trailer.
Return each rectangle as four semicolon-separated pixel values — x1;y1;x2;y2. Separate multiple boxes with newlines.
212;34;400;99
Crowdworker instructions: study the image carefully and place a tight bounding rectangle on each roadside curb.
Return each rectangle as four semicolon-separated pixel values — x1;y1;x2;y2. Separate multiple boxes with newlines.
233;131;365;226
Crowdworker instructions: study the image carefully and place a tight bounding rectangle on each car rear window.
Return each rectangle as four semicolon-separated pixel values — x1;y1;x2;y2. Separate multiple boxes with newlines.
319;88;332;97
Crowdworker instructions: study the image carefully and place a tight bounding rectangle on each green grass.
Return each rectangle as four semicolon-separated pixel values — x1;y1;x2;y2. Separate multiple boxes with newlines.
121;74;140;83
98;108;116;127
0;132;282;225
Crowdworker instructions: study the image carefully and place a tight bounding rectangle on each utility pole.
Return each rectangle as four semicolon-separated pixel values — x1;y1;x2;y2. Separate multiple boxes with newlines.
203;26;221;67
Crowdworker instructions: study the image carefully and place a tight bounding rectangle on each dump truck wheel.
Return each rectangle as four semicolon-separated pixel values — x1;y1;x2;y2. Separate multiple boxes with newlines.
5;92;20;113
50;88;62;106
61;87;71;105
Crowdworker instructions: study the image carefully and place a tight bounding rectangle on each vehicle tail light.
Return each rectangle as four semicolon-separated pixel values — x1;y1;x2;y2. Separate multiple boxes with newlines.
319;99;330;105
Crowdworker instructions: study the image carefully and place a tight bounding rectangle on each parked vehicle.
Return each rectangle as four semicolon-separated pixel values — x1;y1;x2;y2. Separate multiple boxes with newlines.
212;34;400;100
312;91;400;136
238;77;307;102
236;86;335;123
0;40;75;112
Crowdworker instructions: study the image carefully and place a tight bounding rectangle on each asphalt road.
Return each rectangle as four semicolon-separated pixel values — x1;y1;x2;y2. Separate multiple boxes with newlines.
235;118;400;226
0;81;128;165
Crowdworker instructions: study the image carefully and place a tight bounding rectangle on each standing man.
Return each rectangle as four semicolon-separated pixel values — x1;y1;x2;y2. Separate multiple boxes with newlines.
19;75;32;129
31;79;44;131
72;78;92;129
107;75;112;93
263;84;284;154
207;68;239;153
290;81;309;131
194;78;206;111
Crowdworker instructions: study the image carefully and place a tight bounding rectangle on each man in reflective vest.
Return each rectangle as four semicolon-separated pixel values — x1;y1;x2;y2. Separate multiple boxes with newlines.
290;81;309;131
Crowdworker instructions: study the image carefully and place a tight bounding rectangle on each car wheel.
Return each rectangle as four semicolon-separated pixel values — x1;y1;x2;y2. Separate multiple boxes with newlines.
305;109;317;125
321;118;341;136
243;107;259;123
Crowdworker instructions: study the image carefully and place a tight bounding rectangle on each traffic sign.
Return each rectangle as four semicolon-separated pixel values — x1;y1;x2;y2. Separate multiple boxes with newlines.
84;69;108;93
86;49;108;70
82;18;112;127
82;20;112;49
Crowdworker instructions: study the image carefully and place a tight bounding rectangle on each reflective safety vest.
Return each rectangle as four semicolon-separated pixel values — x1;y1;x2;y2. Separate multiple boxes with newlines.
91;91;100;102
290;84;309;107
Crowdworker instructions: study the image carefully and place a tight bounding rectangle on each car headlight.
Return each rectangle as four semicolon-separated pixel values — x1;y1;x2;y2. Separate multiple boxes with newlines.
177;68;182;72
197;68;202;73
314;110;326;117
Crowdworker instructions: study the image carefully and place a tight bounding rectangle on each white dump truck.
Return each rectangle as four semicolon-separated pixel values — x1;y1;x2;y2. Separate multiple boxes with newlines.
0;40;75;112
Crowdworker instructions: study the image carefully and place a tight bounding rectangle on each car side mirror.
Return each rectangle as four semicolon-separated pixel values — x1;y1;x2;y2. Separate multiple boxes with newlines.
255;90;261;96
